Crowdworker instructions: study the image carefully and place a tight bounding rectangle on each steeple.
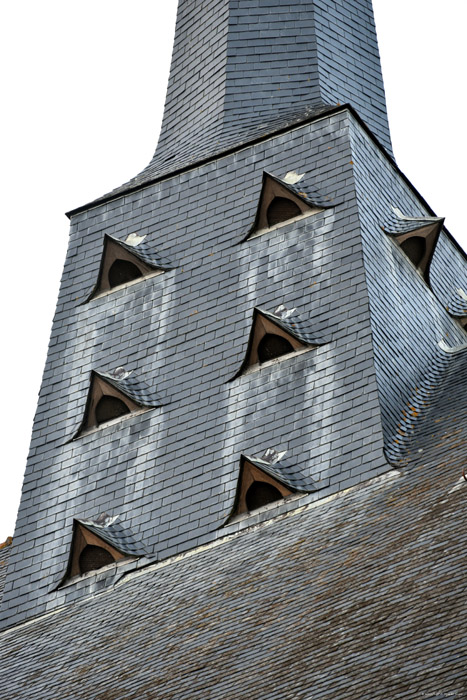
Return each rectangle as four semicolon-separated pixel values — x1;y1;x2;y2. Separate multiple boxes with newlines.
3;0;466;641
138;0;392;183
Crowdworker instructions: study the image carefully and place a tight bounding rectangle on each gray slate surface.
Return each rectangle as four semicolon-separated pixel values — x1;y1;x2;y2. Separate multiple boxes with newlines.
0;347;465;699
0;545;11;605
2;109;466;631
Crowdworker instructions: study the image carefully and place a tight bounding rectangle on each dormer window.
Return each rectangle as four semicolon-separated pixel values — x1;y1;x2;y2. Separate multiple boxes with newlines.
232;456;294;517
60;515;148;584
87;234;173;300
245;480;283;510
95;395;130;426
383;208;444;285
244;171;326;240
225;449;318;524
74;367;161;438
76;373;139;436
65;521;126;579
108;259;143;288
79;545;115;575
231;305;322;380
400;236;426;267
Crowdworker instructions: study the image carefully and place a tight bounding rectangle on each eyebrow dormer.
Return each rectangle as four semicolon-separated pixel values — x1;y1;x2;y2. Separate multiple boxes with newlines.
88;234;173;300
383;207;444;284
61;515;148;582
74;367;162;438
244;171;329;241
226;449;321;522
231;305;326;380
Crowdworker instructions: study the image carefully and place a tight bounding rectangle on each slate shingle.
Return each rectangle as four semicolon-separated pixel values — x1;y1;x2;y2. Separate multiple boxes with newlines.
0;358;465;699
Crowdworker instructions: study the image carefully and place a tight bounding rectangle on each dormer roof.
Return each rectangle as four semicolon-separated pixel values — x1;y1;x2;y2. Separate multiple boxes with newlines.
242;449;320;493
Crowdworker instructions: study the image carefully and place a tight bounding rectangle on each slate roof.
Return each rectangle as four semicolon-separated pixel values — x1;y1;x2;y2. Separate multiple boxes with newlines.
277;173;332;210
0;351;465;700
4;108;466;631
0;542;11;605
385;342;467;465
446;290;467;318
381;206;445;236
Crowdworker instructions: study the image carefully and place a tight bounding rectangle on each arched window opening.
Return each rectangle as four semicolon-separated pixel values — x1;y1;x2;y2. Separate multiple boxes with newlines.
246;481;282;511
266;197;301;227
95;396;130;426
400;236;426;267
108;259;143;289
79;545;115;575
257;334;294;364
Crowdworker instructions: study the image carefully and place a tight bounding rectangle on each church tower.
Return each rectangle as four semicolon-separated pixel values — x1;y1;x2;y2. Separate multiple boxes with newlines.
1;0;466;639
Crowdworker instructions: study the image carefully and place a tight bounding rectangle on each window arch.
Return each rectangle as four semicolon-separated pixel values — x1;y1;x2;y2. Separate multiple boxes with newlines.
245;481;283;511
257;333;294;364
108;259;143;289
95;396;131;426
266;197;301;227
79;545;115;575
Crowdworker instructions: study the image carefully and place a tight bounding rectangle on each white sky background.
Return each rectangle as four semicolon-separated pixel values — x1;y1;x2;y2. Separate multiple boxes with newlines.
0;0;465;542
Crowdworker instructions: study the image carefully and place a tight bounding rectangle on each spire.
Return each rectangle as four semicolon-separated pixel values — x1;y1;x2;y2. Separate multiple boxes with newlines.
138;0;392;183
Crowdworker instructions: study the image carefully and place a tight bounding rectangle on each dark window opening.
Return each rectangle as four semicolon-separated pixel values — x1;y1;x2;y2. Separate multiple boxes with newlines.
400;236;426;267
79;545;115;574
108;259;143;288
266;197;301;227
246;481;282;511
257;334;294;364
95;396;130;426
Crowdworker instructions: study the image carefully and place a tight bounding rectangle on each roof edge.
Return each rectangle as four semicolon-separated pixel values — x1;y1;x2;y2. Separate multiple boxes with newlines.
65;105;466;262
66;105;358;218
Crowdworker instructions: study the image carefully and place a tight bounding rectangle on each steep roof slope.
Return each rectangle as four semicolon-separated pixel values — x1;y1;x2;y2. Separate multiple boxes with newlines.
0;542;11;605
80;0;392;208
0;348;465;700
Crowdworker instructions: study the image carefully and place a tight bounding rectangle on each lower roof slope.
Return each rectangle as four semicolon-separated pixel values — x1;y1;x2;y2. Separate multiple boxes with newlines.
0;349;465;699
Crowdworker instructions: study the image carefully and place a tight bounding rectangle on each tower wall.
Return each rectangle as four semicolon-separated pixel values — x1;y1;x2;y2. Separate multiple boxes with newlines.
1;111;389;628
349;122;466;448
135;0;392;186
